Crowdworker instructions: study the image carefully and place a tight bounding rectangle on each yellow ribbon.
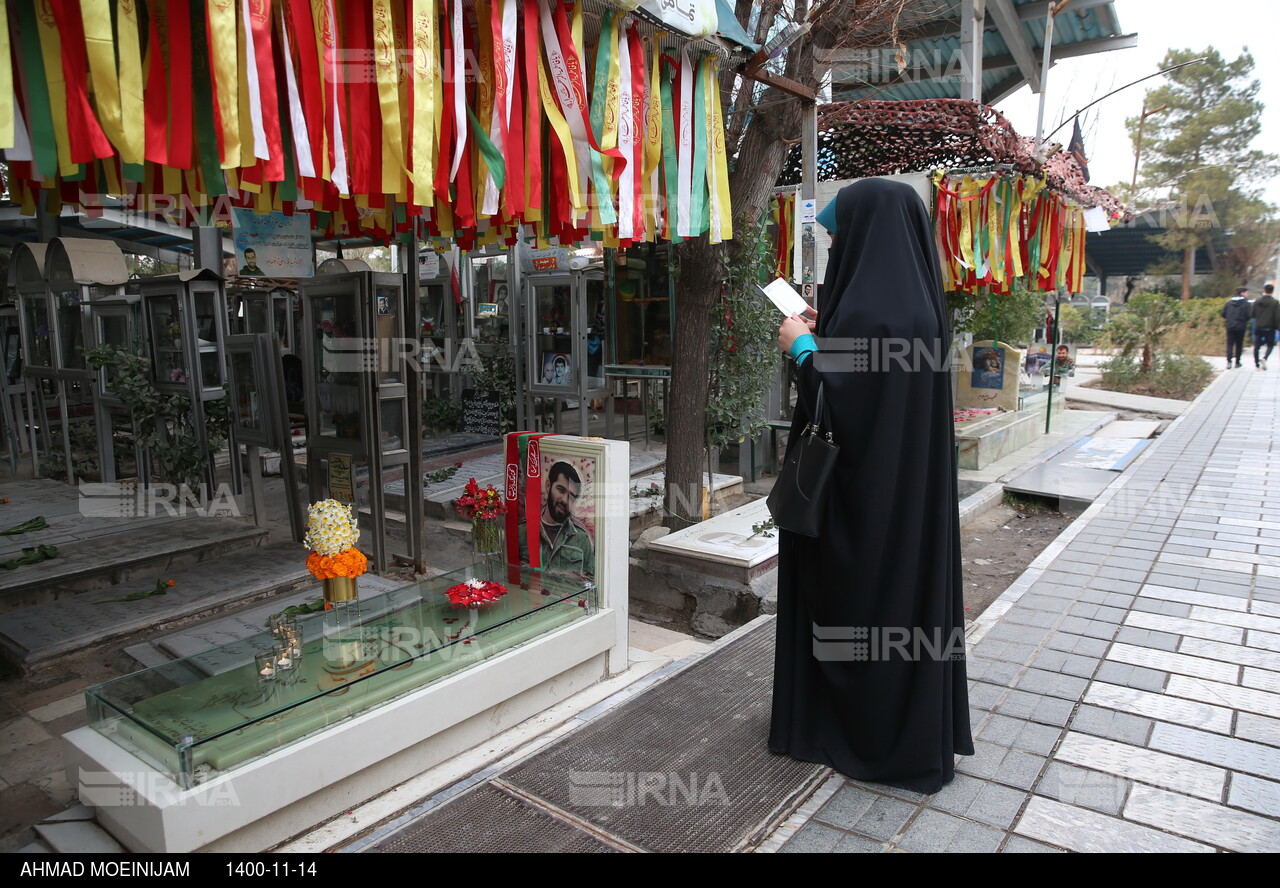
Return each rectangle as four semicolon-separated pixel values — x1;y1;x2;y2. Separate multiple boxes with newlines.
643;36;663;240
707;56;732;243
33;0;73;175
206;0;239;168
537;36;584;216
309;0;331;182
1008;178;1024;279
0;0;10;149
956;176;975;271
409;0;436;201
373;0;405;195
236;6;257;176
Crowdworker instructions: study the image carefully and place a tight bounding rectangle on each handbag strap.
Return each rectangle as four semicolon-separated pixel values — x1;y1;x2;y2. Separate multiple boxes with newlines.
805;382;834;443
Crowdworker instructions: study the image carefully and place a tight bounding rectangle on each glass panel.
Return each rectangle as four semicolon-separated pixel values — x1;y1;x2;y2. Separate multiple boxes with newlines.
373;285;402;385
612;245;672;368
420;282;450;373
230;350;263;435
271;290;292;352
22;296;52;367
97;313;131;396
55;289;86;371
473;254;509;340
1;318;21;384
243;294;270;336
379;399;405;453
84;565;596;787
148;295;187;385
193;291;222;390
534;284;573;388
107;409;138;478
585;278;606;389
312;294;361;439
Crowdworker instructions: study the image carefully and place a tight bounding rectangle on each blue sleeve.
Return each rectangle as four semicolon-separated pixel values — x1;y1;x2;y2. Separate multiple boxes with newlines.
790;333;817;366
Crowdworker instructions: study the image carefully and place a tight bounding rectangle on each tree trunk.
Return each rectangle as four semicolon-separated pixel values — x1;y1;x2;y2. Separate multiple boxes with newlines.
664;77;809;528
1182;244;1193;301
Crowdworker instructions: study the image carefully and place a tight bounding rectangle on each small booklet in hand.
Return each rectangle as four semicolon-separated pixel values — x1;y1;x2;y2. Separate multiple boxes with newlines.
758;278;811;316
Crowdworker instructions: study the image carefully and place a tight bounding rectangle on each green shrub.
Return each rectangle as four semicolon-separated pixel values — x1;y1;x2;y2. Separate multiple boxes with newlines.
1098;350;1212;400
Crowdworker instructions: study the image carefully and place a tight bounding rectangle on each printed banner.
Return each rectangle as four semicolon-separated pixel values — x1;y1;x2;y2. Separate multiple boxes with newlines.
231;207;315;276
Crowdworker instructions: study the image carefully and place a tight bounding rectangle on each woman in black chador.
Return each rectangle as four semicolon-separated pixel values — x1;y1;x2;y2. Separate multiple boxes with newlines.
771;178;973;793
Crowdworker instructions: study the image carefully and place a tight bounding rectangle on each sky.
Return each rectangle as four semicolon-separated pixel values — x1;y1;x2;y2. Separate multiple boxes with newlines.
995;0;1280;205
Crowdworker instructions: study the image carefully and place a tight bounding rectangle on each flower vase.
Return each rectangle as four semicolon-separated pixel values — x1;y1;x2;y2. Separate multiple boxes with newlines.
471;517;503;579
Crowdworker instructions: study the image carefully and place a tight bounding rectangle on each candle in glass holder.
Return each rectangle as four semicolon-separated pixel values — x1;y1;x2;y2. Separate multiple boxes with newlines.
255;651;276;682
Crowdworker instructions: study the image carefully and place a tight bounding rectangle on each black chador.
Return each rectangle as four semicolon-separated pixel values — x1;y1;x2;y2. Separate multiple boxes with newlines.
769;178;974;793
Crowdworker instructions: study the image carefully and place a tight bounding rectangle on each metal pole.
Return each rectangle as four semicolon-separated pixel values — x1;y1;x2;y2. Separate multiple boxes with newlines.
1046;295;1061;434
1034;0;1070;157
960;0;986;103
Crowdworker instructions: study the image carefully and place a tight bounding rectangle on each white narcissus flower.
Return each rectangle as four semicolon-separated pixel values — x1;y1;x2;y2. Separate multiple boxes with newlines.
304;499;360;555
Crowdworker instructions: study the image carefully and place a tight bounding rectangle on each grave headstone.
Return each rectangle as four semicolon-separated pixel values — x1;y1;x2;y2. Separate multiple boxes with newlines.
956;340;1023;412
460;389;504;437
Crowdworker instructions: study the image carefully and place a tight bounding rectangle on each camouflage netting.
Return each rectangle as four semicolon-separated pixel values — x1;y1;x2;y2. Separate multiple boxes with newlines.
778;99;1126;218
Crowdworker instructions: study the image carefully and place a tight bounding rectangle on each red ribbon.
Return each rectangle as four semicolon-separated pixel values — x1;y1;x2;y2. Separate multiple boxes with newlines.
48;0;115;164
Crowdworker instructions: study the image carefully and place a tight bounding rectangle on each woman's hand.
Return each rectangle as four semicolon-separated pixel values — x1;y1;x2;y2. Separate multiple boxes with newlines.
778;312;812;353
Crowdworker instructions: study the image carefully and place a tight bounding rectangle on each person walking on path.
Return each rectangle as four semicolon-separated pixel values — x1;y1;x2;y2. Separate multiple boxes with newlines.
1252;283;1279;370
1223;287;1251;369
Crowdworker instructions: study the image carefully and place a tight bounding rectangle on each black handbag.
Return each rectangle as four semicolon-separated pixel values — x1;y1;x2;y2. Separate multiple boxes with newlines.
767;382;840;537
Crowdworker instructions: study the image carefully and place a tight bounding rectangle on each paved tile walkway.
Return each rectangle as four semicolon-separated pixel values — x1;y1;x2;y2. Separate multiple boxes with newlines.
771;368;1280;852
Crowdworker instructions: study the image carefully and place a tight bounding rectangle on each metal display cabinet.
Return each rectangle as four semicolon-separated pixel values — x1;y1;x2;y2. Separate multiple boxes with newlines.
522;262;608;437
241;285;303;356
45;239;135;484
227;332;304;539
8;244;47;476
605;244;674;442
418;247;459;382
0;306;36;476
139;270;230;492
299;264;424;574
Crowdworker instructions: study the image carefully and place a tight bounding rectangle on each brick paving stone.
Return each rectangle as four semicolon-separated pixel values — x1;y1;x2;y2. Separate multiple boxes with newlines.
846;795;917;842
1083;682;1233;734
1122;611;1244;643
898;809;1003;853
1227;773;1280;818
814;785;880;831
1034;762;1130;816
1235;712;1280;747
1014;796;1213;853
1166;676;1280;719
967;682;1007;712
1054;732;1224;800
1124;784;1280;852
1001;836;1066;853
1014;669;1089;701
1069;705;1153;745
1179;636;1277;670
779;822;845;853
1148;723;1280;778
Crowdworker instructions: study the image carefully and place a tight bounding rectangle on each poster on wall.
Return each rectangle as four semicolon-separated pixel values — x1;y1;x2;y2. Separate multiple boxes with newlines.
232;209;314;278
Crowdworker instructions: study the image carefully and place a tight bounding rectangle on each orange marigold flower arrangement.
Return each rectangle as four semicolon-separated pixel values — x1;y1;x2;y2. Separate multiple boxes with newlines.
304;499;367;580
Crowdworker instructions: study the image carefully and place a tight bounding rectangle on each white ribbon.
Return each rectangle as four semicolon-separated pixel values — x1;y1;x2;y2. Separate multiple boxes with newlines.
676;47;694;238
616;31;634;240
449;0;466;182
539;0;591;221
241;0;269;161
322;0;349;193
278;12;315;178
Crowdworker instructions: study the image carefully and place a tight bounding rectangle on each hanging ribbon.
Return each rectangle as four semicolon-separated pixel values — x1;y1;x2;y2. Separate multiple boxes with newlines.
521;0;542;220
675;47;694;238
707;55;732;243
448;0;467;183
615;23;634;241
207;0;240;168
626;26;647;240
658;53;678;240
687;51;707;238
317;0;349;192
587;8;619;225
372;0;405;195
408;0;437;201
0;0;10;150
30;0;74;175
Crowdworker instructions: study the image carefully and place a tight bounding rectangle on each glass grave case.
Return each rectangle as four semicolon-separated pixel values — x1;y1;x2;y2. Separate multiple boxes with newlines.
84;565;597;788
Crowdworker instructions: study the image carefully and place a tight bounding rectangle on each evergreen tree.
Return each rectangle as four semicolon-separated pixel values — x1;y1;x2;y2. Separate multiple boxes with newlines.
1128;48;1277;299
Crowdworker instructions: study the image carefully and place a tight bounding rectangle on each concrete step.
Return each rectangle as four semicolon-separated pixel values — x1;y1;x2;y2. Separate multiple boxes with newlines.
32;805;123;854
0;542;313;671
0;518;269;613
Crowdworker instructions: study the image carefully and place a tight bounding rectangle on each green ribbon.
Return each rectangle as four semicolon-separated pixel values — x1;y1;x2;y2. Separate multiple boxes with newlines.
15;0;58;179
0;544;58;570
465;105;506;189
587;10;617;225
659;57;680;241
0;515;47;535
190;7;227;199
689;56;708;237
